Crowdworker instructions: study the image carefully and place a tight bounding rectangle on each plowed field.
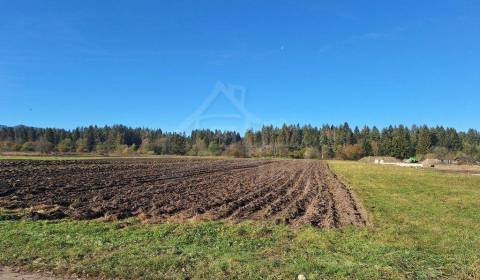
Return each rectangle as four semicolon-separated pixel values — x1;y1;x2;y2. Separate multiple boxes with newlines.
0;158;366;228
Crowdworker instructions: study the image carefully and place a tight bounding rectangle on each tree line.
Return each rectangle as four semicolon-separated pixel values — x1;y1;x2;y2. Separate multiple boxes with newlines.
0;123;479;161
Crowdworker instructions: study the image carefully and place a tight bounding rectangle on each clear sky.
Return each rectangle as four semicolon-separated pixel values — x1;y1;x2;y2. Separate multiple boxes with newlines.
1;1;479;132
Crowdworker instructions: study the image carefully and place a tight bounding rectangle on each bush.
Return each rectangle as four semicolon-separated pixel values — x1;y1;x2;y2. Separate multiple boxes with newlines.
75;139;88;153
111;144;127;154
275;144;289;158
95;143;110;155
245;145;258;158
432;146;449;160
0;141;19;152
208;142;222;156
257;145;274;157
304;147;320;159
337;144;363;160
140;139;153;154
321;145;334;159
223;143;247;158
288;147;304;159
20;142;36;152
189;138;208;156
371;141;380;156
153;144;165;155
36;140;54;153
58;139;74;153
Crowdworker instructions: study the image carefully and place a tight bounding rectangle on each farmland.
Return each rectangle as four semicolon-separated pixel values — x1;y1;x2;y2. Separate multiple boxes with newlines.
0;159;479;279
0;158;365;228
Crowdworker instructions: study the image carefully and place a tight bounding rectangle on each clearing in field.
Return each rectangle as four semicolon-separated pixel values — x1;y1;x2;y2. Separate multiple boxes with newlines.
0;158;366;228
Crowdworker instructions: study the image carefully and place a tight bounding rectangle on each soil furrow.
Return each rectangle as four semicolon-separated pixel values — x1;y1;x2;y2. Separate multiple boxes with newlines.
0;158;367;228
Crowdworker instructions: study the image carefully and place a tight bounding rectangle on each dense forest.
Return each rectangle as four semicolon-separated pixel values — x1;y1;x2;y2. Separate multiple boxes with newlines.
1;124;479;161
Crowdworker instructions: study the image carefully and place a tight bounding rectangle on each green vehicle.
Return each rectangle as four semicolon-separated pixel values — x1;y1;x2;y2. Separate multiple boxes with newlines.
407;157;418;163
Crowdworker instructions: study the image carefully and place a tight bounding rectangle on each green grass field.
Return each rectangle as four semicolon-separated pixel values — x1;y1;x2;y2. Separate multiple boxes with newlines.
1;161;479;279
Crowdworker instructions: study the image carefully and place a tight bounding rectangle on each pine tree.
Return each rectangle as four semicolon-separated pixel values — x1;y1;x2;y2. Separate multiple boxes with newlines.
85;126;96;152
416;126;432;156
391;126;412;159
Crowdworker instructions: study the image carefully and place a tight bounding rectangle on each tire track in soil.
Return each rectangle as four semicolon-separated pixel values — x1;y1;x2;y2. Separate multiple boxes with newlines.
207;167;292;220
224;171;294;221
276;165;320;226
263;162;313;222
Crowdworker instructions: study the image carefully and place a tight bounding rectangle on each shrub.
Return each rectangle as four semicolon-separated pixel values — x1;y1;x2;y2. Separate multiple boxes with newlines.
58;139;74;153
288;147;304;159
75;139;88;153
275;144;289;158
95;143;110;155
0;141;19;152
20;141;36;152
115;144;128;154
432;146;449;160
223;143;247;158
36;139;54;153
140;139;154;154
189;138;208;156
337;144;363;160
304;147;320;159
321;145;334;159
208;142;222;156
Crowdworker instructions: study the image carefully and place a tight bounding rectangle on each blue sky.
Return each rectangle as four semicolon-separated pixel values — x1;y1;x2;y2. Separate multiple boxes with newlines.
1;1;479;132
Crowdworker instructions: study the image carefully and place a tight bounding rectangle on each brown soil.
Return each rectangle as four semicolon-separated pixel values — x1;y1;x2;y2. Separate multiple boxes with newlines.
0;158;366;228
0;266;83;280
432;163;480;175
